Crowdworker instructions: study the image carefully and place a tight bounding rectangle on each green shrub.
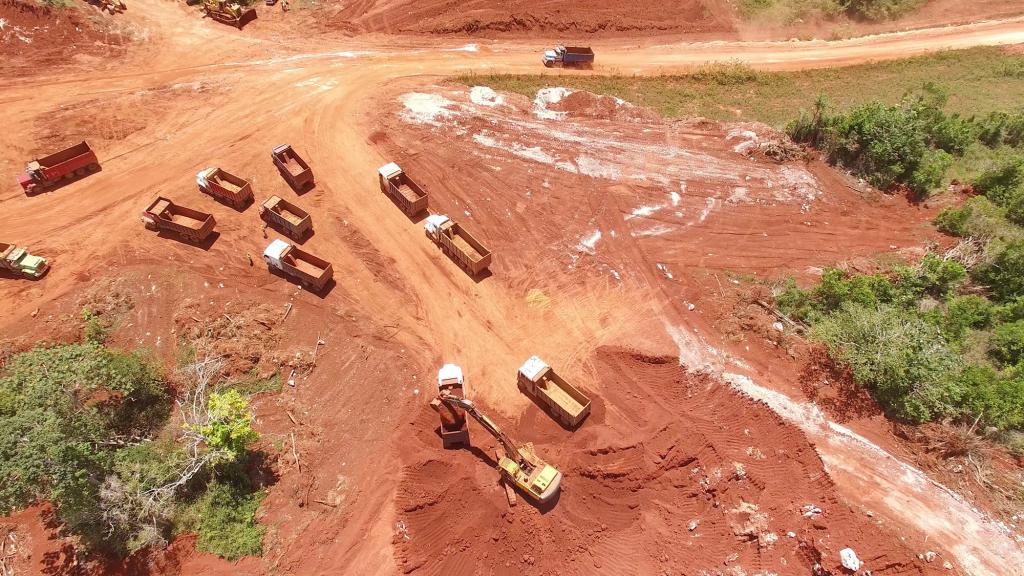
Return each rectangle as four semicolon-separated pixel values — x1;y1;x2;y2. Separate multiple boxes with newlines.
181;481;265;560
845;0;924;20
776;279;815;322
0;343;168;553
993;296;1024;323
973;155;1024;207
812;303;963;422
788;87;970;197
989;320;1024;367
976;110;1024;148
82;308;110;344
934;204;972;236
943;295;992;340
975;239;1024;302
959;365;1024;430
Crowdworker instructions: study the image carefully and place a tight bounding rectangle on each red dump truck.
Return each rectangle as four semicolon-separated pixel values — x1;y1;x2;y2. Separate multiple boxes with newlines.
18;142;100;194
424;214;492;276
259;195;312;240
141;197;216;243
197;167;253;209
517;357;591;428
263;239;332;292
272;145;313;190
378;162;428;216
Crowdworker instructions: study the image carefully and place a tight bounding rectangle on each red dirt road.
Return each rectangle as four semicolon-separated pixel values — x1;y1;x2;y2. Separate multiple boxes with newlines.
1;4;1023;575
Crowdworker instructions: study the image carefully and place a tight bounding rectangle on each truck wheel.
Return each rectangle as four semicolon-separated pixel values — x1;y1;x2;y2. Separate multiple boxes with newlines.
75;168;87;176
88;163;100;172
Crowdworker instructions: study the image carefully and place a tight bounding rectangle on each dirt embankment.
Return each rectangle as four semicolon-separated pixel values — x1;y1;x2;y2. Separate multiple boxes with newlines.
394;348;949;575
325;0;735;37
0;0;134;76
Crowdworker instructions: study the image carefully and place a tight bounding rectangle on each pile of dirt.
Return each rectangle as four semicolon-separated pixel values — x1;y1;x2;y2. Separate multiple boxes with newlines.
393;347;946;575
327;0;735;37
173;299;283;378
547;91;659;123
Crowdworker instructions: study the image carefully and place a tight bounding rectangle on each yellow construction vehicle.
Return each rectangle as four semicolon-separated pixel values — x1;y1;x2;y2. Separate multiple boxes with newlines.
202;0;256;28
434;392;562;504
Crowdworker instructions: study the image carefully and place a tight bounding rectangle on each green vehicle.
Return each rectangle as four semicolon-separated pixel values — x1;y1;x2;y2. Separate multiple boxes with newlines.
1;243;49;279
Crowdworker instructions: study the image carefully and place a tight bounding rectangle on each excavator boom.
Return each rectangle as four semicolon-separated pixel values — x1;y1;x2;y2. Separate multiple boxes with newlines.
437;395;519;462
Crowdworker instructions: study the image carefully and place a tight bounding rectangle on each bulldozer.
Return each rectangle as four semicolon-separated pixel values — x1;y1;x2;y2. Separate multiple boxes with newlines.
432;391;562;505
202;0;256;28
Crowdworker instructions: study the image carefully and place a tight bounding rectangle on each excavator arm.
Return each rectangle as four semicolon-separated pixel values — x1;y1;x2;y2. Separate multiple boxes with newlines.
437;394;520;463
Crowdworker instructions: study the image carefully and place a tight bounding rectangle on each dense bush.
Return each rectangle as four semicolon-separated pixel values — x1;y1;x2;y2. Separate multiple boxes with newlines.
990;320;1024;368
812;303;962;422
179;479;265;561
788;87;970;197
975;240;1024;302
0;344;168;552
959;365;1024;431
976;110;1024;148
739;0;924;22
843;0;925;20
0;338;266;558
778;249;1024;431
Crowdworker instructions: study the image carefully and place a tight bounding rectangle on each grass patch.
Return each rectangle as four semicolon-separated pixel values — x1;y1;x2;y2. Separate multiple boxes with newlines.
459;47;1024;127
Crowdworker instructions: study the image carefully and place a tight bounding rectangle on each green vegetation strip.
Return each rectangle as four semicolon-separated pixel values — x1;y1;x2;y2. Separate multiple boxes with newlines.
460;48;1024;127
0;334;266;559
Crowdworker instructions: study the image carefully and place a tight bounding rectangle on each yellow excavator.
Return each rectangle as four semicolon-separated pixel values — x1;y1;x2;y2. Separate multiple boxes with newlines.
435;392;562;505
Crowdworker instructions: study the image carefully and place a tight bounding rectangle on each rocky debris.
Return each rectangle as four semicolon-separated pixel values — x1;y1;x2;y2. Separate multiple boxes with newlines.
802;504;823;518
840;547;862;571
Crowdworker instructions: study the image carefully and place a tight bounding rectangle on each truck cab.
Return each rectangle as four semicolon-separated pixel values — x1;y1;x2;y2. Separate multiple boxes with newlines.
262;238;292;269
542;46;564;67
424;214;452;241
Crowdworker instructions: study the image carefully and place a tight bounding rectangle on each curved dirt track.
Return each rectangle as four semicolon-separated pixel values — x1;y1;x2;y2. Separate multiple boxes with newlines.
2;4;1023;575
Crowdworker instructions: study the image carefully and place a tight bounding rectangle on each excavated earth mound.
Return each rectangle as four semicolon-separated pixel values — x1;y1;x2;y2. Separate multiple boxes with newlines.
394;348;945;576
330;0;735;37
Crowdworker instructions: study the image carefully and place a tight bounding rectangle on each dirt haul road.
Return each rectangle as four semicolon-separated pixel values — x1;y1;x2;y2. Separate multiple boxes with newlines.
1;3;1023;575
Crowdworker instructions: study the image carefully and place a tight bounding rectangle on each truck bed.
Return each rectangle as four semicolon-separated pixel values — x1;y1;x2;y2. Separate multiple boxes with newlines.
396;183;421;203
210;173;243;192
274;206;305;225
38;142;92;168
289;256;325;277
279;155;304;175
451;233;485;261
536;374;587;418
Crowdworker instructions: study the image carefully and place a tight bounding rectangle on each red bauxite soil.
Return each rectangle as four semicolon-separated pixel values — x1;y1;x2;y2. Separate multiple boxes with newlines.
329;0;735;37
394;348;946;576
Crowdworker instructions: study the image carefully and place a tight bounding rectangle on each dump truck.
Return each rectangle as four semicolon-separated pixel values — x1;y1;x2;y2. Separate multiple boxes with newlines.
263;239;332;292
424;214;492;275
433;364;469;448
0;243;48;279
259;195;312;240
542;46;594;68
197;167;253;209
517;357;591;428
141;197;216;243
377;163;427;216
272;145;313;190
18;142;100;194
202;0;256;28
432;392;561;505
